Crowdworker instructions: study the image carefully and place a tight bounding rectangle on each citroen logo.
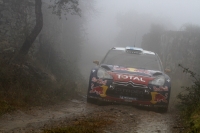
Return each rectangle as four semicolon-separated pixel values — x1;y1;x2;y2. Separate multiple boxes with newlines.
110;85;115;90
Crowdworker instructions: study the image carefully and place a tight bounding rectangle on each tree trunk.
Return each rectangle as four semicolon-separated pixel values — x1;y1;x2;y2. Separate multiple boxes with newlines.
19;0;43;57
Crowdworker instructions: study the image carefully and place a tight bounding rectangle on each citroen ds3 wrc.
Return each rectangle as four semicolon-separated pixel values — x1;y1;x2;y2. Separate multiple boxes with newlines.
87;47;171;112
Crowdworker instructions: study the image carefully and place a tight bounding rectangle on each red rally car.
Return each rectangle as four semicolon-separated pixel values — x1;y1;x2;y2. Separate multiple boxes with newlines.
87;47;171;112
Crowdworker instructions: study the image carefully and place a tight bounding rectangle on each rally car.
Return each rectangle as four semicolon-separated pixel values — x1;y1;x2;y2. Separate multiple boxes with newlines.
87;47;171;112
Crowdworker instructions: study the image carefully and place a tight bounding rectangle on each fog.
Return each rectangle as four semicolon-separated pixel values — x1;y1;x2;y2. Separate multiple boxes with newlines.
1;1;200;129
79;0;200;79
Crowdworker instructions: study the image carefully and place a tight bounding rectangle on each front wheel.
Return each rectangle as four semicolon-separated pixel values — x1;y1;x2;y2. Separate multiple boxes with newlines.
87;96;97;104
87;97;107;106
157;107;168;113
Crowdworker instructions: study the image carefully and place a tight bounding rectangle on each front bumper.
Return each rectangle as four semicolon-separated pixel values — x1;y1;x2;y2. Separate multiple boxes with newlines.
88;78;170;108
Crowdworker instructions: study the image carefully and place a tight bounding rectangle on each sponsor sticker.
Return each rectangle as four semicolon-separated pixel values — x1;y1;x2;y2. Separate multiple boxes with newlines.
113;66;150;75
120;96;137;101
91;77;107;85
89;85;108;97
151;92;168;104
116;74;146;82
153;86;169;91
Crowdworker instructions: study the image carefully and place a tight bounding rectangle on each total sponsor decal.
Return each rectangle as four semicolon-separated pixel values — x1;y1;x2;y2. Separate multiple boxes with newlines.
89;85;108;97
111;73;153;85
92;77;107;85
153;86;169;91
116;74;145;82
113;66;150;75
150;92;168;104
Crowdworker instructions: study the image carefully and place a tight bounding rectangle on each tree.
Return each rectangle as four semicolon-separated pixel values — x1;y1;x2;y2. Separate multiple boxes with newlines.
17;0;81;61
19;0;43;56
141;24;165;56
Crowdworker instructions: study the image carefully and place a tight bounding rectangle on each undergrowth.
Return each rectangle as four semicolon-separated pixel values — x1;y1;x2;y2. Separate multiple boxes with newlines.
0;55;85;116
177;64;200;133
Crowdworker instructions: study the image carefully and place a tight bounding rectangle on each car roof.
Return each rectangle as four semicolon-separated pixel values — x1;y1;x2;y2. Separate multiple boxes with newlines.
111;47;156;55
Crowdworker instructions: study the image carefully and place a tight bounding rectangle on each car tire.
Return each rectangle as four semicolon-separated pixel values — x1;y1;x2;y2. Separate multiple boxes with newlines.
157;107;168;113
87;97;107;106
97;100;107;106
87;96;97;104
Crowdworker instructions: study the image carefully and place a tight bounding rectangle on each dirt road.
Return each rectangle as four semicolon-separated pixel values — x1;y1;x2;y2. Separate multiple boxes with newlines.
0;97;179;133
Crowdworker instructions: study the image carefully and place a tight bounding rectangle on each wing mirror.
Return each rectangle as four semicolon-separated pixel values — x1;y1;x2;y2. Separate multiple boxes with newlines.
93;60;99;65
165;68;171;73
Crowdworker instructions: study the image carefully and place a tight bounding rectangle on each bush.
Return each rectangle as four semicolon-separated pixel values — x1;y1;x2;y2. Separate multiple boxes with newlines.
0;56;80;115
177;64;200;133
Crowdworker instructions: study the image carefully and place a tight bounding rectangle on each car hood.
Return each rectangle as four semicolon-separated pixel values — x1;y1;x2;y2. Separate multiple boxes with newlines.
100;64;164;77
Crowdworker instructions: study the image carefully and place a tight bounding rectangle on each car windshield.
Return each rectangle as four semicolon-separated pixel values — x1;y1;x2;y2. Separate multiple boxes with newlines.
102;50;162;71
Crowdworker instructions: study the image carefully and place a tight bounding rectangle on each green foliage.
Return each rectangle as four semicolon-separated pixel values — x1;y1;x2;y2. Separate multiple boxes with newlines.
177;64;200;133
0;0;88;116
0;56;80;115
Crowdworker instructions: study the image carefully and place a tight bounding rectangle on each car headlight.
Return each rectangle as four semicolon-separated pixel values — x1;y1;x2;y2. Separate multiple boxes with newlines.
149;75;165;86
97;68;113;79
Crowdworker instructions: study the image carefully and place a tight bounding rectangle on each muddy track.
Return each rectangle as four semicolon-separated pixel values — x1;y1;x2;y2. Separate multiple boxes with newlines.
0;98;179;133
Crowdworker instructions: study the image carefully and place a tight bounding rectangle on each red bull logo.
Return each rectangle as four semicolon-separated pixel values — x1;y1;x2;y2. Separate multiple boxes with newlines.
153;86;168;91
90;86;103;95
89;85;108;97
151;92;168;104
91;77;107;85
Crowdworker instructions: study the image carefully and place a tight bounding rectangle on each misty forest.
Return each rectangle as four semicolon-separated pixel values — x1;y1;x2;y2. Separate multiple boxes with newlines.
0;0;200;133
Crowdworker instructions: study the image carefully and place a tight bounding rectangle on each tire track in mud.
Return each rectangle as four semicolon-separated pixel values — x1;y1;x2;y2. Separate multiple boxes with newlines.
0;99;97;133
135;109;175;133
0;99;177;133
93;105;176;133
